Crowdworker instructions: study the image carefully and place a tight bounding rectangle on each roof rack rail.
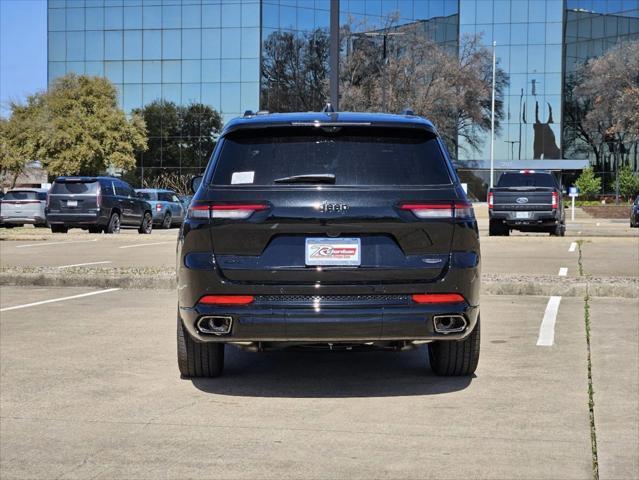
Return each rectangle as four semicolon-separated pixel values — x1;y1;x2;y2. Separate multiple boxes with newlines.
256;110;270;115
400;108;415;116
323;103;335;113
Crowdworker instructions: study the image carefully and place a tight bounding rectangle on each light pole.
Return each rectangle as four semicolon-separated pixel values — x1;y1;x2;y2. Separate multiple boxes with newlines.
489;40;496;189
329;0;339;110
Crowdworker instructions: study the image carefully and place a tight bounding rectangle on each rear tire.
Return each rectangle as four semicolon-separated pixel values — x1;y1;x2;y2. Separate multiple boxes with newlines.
429;317;480;376
489;220;508;236
550;223;565;236
162;212;172;229
177;316;225;378
106;212;120;234
138;212;153;234
51;225;68;233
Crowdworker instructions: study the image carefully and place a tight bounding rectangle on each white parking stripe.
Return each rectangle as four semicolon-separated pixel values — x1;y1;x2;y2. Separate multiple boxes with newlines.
558;267;568;276
537;296;562;347
57;261;112;269
16;239;99;249
118;241;174;249
568;242;577;252
0;288;121;312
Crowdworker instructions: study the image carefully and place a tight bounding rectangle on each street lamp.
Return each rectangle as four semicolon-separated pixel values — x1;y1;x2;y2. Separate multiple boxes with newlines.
489;40;496;189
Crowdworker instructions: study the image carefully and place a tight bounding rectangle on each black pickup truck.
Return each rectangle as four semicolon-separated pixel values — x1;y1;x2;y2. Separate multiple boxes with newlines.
488;170;565;236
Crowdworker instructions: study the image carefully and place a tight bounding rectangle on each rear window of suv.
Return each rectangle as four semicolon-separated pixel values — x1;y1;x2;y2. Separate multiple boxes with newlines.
497;173;557;188
4;191;40;201
210;126;452;186
137;191;158;201
51;180;99;195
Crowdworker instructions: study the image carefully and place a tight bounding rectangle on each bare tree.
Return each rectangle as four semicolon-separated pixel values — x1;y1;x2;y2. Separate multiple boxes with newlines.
341;24;508;157
574;40;639;200
260;29;330;112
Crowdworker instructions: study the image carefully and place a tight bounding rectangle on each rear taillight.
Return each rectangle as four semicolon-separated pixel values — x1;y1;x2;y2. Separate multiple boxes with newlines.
188;203;268;220
156;204;162;211
199;295;254;305
487;192;494;209
411;293;465;304
551;192;558;209
399;202;474;219
46;194;50;208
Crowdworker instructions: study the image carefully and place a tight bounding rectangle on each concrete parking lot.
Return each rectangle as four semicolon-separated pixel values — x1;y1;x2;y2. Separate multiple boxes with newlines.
0;218;637;479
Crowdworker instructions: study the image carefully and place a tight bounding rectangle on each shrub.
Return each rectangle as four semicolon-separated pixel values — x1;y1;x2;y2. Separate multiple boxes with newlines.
574;167;602;200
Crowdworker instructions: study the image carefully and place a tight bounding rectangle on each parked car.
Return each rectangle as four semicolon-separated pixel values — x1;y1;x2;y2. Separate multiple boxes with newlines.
46;176;153;234
176;110;481;378
631;195;639;228
487;170;565;236
0;188;48;228
135;189;185;228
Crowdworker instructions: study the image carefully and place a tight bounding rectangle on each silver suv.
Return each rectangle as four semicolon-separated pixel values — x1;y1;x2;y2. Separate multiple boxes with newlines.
0;188;48;228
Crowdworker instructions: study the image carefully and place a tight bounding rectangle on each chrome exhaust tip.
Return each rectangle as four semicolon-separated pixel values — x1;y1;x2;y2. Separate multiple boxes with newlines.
433;315;467;334
197;316;233;335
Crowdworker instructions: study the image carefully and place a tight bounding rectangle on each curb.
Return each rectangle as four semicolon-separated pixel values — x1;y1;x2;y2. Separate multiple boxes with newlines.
1;271;637;298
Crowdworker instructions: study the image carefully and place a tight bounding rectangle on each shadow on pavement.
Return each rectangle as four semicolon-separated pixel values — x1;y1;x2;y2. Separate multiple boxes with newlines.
191;344;474;398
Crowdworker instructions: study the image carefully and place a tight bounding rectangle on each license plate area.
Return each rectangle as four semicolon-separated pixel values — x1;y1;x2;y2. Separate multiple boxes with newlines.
66;200;78;207
515;211;530;219
305;238;361;266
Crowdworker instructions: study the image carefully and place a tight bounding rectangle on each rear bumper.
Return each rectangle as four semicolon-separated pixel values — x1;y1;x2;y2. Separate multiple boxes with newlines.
46;211;105;226
490;210;560;226
0;216;44;225
180;301;480;343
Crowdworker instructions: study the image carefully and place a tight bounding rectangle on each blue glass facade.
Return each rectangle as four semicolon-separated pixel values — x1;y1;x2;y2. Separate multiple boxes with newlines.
49;0;261;123
47;0;639;192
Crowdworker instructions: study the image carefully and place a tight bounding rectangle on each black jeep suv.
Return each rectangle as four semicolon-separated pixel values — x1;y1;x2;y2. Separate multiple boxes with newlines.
177;112;481;377
46;176;153;234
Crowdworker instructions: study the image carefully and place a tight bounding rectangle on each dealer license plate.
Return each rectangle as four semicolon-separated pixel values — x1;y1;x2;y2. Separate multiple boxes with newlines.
305;238;361;266
515;211;530;219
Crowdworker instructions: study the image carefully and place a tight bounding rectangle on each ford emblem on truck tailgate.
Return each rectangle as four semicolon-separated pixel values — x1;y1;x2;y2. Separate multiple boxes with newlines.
516;197;529;204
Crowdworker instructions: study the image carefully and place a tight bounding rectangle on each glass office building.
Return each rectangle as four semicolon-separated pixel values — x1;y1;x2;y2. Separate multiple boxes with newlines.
48;0;639;194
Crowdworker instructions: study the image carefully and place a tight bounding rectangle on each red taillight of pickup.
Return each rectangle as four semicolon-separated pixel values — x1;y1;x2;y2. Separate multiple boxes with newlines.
551;192;558;209
487;192;494;209
188;203;269;220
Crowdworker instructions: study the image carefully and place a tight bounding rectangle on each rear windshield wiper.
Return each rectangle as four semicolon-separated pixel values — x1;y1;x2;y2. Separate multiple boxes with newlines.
273;173;336;184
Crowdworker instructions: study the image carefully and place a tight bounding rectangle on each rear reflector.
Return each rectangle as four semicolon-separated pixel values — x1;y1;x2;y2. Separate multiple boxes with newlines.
199;295;254;305
188;203;268;220
400;202;474;219
411;293;465;304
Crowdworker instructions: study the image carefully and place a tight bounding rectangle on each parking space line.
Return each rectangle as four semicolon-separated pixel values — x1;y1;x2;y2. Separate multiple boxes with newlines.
118;241;174;249
558;267;568;276
57;261;112;269
536;296;562;347
16;239;99;249
568;242;577;252
0;288;121;312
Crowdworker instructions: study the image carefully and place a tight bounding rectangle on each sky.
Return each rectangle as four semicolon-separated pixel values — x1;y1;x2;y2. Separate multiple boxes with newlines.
0;0;47;117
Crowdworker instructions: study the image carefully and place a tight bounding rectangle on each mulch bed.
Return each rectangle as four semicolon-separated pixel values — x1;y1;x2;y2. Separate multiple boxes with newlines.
581;205;633;219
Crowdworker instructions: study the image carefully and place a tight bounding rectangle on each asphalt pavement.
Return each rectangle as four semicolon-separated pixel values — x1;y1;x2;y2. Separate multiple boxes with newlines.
0;215;637;479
